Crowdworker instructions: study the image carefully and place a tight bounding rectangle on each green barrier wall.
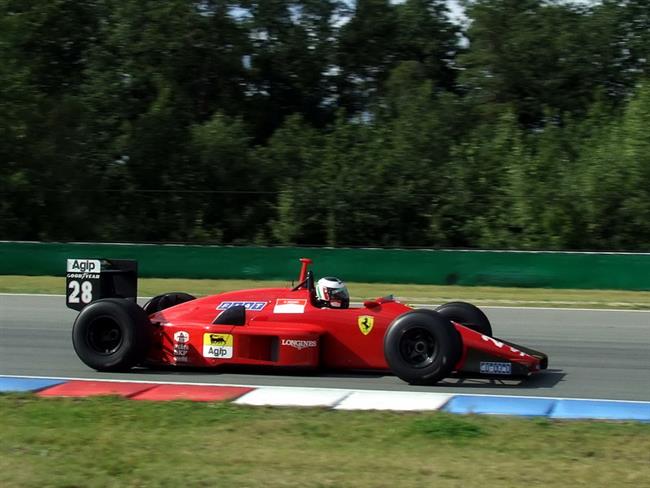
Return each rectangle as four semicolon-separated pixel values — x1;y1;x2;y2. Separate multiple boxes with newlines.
1;241;649;290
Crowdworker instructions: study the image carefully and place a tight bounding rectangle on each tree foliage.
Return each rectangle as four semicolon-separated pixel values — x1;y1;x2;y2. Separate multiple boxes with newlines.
2;0;649;250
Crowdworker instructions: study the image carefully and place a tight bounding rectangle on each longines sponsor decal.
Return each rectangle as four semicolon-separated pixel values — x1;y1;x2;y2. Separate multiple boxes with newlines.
281;339;317;350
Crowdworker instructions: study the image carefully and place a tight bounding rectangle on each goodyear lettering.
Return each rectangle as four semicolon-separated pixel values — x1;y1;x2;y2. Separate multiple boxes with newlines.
217;301;266;311
66;272;100;280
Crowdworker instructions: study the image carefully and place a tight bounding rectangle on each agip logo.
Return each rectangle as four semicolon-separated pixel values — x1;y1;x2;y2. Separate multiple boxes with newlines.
203;333;233;359
66;259;101;274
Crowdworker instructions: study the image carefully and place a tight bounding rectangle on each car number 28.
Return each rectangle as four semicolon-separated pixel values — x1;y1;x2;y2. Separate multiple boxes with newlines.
68;280;93;304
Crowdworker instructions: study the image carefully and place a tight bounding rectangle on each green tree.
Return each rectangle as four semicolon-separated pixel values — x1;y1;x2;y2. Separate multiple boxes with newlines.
0;0;100;240
394;0;461;92
336;0;459;115
76;0;251;241
577;82;650;249
378;61;461;246
443;110;527;248
459;0;625;127
335;0;399;113
240;0;343;140
502;116;584;249
190;113;260;243
590;0;650;98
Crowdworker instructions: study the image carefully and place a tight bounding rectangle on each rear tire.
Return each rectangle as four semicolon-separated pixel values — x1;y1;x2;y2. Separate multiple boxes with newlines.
72;298;151;371
143;292;196;314
435;301;492;337
384;310;462;385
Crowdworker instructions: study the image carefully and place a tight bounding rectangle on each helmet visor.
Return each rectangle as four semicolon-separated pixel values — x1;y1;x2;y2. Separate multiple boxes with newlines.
327;287;349;301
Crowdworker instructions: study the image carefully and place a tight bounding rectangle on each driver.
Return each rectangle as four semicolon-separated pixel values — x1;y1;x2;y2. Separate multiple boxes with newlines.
315;277;350;309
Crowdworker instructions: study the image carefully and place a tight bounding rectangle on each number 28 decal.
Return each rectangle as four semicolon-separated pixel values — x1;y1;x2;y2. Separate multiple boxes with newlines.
68;280;93;304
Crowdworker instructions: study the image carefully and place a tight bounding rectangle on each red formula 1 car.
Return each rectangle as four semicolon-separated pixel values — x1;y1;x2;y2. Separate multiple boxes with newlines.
65;257;548;385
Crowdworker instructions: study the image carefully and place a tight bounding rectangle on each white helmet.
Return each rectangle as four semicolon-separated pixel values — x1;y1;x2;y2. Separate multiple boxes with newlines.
315;277;350;308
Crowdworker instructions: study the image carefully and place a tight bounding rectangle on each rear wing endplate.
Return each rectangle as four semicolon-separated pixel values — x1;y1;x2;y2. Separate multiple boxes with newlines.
65;258;138;311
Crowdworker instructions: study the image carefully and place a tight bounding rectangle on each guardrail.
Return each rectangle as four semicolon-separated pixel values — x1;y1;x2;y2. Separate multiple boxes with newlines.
1;241;649;290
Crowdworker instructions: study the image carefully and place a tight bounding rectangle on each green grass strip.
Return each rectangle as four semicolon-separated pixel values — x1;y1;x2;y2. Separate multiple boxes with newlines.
2;275;650;309
1;395;649;487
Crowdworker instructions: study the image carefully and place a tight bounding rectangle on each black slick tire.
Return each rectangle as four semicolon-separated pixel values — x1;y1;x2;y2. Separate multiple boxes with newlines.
143;292;196;314
384;310;462;385
435;301;493;337
72;298;151;371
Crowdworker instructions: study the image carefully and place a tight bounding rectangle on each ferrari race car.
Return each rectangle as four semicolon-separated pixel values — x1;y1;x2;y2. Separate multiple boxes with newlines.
65;257;548;385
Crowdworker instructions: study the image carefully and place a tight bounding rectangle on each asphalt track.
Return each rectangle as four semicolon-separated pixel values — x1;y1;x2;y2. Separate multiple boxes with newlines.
1;294;649;401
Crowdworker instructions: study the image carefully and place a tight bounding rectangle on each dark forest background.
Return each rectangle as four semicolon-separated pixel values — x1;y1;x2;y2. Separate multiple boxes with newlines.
1;0;649;250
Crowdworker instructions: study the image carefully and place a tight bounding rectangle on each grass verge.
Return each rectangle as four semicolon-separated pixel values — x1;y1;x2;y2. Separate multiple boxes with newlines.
2;275;650;309
1;395;649;488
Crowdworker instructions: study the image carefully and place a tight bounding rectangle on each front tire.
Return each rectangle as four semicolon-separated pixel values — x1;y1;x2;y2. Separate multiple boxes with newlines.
435;301;493;337
384;310;462;385
72;298;151;371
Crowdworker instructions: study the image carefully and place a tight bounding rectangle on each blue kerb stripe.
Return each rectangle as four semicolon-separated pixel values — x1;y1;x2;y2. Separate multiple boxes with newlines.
0;376;66;392
550;399;650;421
443;395;556;416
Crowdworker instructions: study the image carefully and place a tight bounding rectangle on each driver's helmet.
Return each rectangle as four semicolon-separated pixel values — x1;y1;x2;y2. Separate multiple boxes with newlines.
315;277;350;309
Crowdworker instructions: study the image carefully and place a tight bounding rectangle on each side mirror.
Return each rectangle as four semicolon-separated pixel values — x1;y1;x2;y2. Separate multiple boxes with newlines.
298;257;313;282
363;295;395;308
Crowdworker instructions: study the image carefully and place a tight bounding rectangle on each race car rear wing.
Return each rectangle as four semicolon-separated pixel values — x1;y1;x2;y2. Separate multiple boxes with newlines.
65;258;138;311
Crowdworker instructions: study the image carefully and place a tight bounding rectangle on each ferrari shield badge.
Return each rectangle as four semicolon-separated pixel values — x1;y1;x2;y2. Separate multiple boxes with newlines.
358;316;374;335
